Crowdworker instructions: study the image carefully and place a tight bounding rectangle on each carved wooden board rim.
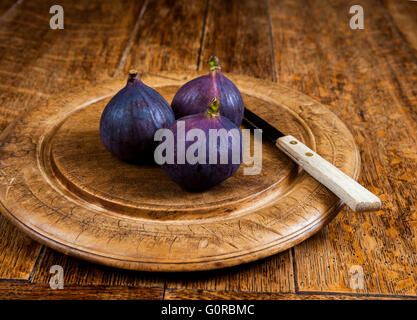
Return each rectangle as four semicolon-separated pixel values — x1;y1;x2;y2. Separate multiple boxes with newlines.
0;72;360;271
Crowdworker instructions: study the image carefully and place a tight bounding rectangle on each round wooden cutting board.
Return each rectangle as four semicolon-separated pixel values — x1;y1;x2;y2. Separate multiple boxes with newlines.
0;72;360;272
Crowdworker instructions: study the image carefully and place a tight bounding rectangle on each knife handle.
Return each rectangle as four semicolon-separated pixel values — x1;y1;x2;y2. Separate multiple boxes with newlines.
276;135;381;212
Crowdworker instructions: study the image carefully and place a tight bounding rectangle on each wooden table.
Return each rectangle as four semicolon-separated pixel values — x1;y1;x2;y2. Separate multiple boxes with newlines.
0;0;416;300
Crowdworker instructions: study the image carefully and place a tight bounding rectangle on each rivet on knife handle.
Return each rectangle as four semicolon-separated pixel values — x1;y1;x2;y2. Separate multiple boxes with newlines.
276;135;381;213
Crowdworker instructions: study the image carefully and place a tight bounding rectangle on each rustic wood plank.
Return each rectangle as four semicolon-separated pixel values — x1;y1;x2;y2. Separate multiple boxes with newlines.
0;282;163;300
164;288;415;300
165;253;294;293
123;0;208;74
0;0;146;280
269;0;417;295
0;0;146;131
30;248;163;287
0;0;22;21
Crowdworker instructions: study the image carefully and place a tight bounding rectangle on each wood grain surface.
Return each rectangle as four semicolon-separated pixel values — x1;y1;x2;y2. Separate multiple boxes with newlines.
0;0;415;299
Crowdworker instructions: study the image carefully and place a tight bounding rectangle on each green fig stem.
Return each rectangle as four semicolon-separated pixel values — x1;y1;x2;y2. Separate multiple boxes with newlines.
207;97;220;117
128;69;139;82
208;55;221;71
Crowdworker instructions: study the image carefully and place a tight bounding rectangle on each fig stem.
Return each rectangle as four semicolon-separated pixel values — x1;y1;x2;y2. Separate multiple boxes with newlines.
128;69;139;82
207;97;220;117
208;55;221;71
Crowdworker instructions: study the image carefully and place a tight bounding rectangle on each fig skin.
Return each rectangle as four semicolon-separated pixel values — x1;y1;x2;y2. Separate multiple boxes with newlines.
171;56;244;126
100;70;175;162
161;98;243;191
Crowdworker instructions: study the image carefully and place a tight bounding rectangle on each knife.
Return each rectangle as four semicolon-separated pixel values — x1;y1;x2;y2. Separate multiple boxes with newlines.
243;108;381;212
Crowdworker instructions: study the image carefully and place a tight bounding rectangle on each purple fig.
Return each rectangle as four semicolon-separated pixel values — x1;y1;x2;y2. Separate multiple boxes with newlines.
160;98;243;190
100;70;175;162
171;56;244;126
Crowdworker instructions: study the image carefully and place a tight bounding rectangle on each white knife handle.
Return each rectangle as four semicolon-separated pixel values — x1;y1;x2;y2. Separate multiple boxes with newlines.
276;135;381;212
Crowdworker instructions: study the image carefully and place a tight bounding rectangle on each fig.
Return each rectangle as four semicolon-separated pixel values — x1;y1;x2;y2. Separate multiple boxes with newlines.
100;70;175;162
160;98;242;190
171;56;244;126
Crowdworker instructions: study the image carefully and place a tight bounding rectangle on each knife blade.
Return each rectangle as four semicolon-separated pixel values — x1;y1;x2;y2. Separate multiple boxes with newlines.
243;108;285;143
243;108;381;213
